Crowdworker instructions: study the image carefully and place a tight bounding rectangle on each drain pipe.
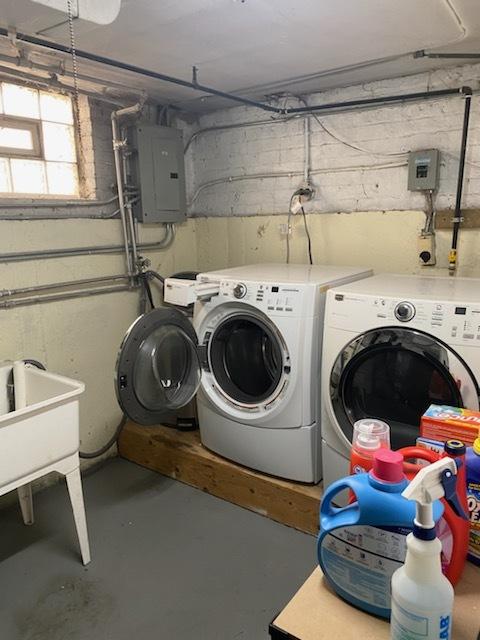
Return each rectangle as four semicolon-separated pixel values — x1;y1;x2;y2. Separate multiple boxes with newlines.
111;101;144;280
449;88;472;275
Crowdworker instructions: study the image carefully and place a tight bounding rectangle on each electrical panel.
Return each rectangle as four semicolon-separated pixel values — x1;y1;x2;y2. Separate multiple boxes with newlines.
128;124;186;223
407;149;440;191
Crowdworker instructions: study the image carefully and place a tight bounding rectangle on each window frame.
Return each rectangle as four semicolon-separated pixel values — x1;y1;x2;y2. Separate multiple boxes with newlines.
0;81;83;199
0;115;43;159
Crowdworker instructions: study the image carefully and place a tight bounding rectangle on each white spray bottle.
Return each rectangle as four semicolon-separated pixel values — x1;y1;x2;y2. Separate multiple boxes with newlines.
390;457;468;640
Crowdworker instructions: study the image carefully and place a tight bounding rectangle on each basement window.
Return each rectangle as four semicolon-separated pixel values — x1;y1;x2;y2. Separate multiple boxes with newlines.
0;82;79;197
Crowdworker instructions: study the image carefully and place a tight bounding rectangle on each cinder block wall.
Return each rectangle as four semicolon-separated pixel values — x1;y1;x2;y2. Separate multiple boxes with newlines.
181;62;480;277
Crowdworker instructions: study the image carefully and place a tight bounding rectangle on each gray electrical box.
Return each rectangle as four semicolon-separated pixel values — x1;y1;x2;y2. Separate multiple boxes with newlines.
128;124;186;223
407;149;440;191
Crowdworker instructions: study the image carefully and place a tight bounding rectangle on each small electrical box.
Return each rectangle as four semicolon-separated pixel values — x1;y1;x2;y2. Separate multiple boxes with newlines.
417;234;436;266
407;149;440;191
128;124;186;223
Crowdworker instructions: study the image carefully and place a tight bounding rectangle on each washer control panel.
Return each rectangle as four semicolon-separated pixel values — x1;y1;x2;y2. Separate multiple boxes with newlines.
216;280;304;315
331;293;480;346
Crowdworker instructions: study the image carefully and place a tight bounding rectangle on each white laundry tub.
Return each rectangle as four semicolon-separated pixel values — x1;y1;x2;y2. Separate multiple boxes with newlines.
0;362;85;490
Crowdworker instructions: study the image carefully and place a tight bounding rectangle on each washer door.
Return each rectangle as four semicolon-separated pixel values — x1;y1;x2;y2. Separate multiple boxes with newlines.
115;308;201;425
208;313;285;406
330;327;479;449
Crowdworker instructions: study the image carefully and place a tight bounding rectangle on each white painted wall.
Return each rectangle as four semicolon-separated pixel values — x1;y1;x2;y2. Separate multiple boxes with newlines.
184;62;480;217
194;211;480;278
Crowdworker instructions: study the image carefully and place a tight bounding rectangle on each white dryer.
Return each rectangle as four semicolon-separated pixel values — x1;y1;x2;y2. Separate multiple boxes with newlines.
115;264;372;483
321;274;480;490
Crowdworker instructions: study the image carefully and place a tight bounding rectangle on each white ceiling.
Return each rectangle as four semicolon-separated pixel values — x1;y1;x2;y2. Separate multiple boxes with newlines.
0;0;479;111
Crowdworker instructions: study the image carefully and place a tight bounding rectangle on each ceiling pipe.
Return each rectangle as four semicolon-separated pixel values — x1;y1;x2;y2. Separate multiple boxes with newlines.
285;87;471;114
414;50;480;60
0;28;279;113
0;29;472;116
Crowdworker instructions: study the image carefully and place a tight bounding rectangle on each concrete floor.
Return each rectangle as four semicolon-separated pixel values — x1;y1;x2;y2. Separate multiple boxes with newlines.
0;458;316;640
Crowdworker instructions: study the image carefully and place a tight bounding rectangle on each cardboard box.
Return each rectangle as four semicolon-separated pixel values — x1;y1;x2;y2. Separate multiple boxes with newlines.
420;405;480;447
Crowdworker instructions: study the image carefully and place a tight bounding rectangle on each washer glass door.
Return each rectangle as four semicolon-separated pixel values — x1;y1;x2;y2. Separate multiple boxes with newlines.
330;327;479;449
115;308;201;424
208;313;284;406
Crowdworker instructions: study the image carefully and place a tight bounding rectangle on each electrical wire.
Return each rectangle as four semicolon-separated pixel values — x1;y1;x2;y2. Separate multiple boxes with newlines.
301;206;313;265
286;209;292;264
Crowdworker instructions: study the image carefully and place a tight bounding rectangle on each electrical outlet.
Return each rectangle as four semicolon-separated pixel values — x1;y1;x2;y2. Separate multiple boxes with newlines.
279;223;291;236
418;234;436;266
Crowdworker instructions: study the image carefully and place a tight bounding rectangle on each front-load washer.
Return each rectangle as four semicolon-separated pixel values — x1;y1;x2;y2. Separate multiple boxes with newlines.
321;274;480;490
115;263;372;483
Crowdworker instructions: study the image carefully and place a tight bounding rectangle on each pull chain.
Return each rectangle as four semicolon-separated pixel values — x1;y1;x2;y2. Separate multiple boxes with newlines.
66;0;83;154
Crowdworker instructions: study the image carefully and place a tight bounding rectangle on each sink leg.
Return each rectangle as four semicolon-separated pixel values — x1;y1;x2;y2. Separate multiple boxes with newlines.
65;468;91;565
17;484;34;525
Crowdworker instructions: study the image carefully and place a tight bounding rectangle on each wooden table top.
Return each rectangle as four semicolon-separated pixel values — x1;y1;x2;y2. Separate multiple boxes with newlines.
271;564;480;640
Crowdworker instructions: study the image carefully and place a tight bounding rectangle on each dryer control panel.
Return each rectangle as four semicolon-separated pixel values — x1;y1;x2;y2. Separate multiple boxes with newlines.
330;293;480;346
216;279;305;316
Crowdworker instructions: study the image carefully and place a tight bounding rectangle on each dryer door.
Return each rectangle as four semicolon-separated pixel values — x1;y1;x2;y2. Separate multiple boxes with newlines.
115;308;202;425
330;327;479;449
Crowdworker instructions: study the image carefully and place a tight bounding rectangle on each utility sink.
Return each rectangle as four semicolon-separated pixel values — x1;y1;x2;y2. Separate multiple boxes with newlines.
0;361;90;565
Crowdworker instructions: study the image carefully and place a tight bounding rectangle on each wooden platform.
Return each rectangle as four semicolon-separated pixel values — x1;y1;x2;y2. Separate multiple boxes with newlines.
118;422;322;535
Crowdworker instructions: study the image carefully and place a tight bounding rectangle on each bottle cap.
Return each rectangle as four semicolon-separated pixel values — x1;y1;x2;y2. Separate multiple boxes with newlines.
473;437;480;456
444;439;466;456
353;419;390;452
371;449;404;483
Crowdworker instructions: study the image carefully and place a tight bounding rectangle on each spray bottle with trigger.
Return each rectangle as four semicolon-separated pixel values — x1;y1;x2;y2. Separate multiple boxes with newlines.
390;458;468;640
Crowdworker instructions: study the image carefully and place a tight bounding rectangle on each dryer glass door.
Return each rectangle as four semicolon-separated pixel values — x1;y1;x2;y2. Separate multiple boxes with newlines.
115;308;201;425
330;327;479;449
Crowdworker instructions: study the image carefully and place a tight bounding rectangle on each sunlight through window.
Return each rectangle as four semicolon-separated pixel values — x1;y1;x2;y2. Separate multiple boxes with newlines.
0;82;79;196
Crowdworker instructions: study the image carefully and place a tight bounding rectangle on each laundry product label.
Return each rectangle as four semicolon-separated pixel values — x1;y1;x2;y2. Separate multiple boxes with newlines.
467;480;480;564
391;597;451;640
320;524;410;609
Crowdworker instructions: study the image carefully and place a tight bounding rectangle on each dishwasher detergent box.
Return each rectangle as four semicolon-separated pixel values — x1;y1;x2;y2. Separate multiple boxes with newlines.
420;405;480;447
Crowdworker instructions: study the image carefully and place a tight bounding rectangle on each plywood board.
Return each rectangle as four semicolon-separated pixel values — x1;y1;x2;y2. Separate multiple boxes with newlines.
271;565;480;640
118;421;322;535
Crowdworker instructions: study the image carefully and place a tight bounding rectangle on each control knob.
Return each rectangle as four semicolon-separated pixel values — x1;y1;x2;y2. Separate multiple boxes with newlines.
233;283;247;299
394;301;415;322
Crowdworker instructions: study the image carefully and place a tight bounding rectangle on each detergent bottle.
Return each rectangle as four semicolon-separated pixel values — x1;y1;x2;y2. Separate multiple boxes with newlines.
466;430;480;565
390;457;468;640
318;449;443;619
399;439;469;585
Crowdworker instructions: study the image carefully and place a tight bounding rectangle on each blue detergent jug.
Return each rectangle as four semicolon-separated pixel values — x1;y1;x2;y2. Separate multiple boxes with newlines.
317;449;443;619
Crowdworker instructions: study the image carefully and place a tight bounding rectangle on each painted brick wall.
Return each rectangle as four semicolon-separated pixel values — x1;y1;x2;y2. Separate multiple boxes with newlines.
183;62;480;217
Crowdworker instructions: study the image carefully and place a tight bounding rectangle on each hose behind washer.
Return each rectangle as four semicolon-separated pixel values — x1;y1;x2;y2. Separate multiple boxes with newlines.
79;413;128;459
